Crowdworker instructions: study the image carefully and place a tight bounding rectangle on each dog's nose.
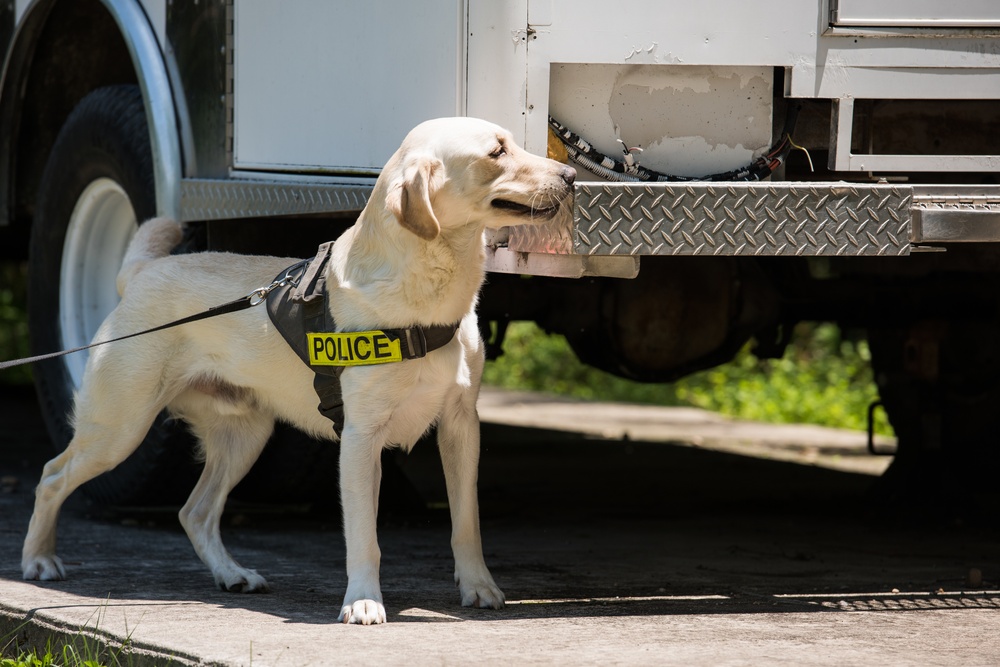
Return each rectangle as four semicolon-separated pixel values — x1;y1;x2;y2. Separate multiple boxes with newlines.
561;166;577;186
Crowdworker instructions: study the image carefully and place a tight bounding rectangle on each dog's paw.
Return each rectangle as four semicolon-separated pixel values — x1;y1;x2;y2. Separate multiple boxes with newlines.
456;571;505;610
22;554;66;581
339;599;387;625
216;569;269;594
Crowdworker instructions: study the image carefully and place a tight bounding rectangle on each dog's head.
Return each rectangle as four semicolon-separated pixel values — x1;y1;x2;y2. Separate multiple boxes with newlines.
384;117;576;241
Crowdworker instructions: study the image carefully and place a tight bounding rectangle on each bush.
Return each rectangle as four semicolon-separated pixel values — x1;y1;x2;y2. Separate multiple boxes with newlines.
483;320;893;435
0;262;31;385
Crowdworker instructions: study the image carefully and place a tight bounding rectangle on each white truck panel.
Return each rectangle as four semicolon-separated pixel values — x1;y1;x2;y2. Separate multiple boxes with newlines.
233;0;465;174
216;0;999;175
548;64;773;177
466;0;530;144
516;0;1000;158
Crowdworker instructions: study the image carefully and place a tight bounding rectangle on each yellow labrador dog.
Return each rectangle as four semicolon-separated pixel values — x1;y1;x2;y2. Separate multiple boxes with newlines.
22;117;576;625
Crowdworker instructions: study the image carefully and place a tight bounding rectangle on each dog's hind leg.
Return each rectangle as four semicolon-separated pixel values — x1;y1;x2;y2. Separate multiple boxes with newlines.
438;385;505;610
178;407;273;593
22;380;163;581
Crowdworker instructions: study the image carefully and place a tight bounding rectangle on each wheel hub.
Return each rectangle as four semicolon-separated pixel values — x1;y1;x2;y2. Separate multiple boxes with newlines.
59;178;137;389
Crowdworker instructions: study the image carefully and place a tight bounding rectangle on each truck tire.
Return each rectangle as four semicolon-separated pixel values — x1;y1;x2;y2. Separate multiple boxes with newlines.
868;319;1000;517
28;85;201;506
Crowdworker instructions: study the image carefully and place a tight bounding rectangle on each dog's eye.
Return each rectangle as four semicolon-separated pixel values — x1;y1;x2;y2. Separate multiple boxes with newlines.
489;145;507;159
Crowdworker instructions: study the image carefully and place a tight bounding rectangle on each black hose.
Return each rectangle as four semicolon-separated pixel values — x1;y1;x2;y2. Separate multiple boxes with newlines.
549;104;800;183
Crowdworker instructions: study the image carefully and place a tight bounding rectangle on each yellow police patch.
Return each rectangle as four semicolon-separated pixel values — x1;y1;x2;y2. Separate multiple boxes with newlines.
307;331;403;366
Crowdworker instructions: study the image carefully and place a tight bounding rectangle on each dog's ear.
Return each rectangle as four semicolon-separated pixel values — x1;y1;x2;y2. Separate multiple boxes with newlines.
387;155;443;241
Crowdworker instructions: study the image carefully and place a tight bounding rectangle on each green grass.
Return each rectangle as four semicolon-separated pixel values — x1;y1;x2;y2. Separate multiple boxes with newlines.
1;605;151;667
484;320;893;435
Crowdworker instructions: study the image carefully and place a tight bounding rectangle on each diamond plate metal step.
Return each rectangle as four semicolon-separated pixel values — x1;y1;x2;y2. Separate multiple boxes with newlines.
510;182;914;257
177;177;1000;267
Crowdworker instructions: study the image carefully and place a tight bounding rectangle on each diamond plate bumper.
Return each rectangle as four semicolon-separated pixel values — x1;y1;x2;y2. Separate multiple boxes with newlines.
176;177;1000;274
510;182;913;257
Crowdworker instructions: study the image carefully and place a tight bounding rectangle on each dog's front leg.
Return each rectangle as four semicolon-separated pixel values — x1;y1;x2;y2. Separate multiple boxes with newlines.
438;390;505;610
338;424;387;625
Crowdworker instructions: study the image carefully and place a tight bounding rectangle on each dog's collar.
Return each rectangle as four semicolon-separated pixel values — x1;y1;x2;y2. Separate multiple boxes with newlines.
265;242;460;432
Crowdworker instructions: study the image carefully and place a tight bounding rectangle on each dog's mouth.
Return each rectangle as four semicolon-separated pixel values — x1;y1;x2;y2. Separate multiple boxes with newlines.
491;198;562;220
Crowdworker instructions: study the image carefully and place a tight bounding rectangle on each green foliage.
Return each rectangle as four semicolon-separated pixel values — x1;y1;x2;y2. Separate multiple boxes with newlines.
484;320;893;435
0;262;31;385
0;648;104;667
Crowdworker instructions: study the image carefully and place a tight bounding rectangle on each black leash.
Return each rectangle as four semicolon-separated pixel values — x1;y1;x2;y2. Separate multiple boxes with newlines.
0;265;305;372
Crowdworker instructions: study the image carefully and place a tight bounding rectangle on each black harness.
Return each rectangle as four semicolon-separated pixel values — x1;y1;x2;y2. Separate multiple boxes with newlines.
265;241;460;434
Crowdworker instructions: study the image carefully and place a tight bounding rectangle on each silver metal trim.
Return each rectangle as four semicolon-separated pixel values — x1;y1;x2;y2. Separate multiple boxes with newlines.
485;247;640;279
100;0;183;220
912;193;1000;243
179;178;372;221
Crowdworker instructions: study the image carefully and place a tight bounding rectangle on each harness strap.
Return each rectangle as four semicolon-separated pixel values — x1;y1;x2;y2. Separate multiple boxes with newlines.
265;245;461;434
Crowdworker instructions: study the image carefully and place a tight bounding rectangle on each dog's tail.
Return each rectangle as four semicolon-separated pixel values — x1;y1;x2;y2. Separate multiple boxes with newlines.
116;217;184;296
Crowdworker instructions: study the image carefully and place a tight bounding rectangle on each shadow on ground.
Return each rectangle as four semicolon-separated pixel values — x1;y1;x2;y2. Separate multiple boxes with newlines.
1;382;997;630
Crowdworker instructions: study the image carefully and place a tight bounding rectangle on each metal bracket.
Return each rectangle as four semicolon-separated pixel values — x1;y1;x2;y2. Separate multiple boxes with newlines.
830;98;1000;173
485;247;639;279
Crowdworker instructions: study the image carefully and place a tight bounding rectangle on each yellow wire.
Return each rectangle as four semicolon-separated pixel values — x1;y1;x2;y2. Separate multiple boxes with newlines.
787;135;814;172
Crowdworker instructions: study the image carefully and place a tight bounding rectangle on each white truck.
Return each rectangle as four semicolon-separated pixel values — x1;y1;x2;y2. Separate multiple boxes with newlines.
2;0;998;505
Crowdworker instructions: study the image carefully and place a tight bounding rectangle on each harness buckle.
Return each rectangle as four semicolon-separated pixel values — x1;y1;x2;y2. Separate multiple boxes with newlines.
404;327;428;359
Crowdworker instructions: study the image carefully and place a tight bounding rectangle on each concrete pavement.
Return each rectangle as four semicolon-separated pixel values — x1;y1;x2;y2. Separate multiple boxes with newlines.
2;385;998;666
